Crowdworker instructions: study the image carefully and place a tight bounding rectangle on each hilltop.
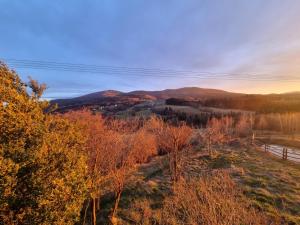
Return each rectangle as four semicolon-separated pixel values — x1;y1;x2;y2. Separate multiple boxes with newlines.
50;87;242;112
51;87;300;114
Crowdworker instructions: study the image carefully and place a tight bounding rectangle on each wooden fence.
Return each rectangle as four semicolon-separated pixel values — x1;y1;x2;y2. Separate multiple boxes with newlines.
254;140;300;163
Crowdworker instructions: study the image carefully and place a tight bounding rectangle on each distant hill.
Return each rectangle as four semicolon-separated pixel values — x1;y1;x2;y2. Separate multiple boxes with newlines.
50;87;242;111
50;87;300;113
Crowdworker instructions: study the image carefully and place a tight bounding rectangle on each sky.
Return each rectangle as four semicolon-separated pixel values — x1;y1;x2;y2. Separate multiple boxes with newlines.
1;0;300;98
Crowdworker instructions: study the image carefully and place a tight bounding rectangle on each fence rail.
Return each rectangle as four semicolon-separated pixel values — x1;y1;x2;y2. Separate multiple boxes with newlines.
254;140;300;163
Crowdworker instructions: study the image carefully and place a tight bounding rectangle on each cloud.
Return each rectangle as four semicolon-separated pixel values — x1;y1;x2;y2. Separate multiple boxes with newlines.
1;0;300;96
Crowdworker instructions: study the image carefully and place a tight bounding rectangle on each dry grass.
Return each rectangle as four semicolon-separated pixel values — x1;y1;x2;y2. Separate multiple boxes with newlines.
159;171;270;225
80;135;300;225
118;170;272;225
208;142;300;224
121;142;300;224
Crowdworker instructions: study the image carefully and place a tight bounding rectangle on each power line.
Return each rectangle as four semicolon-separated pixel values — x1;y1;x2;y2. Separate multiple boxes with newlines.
3;58;254;76
4;58;210;75
2;58;300;81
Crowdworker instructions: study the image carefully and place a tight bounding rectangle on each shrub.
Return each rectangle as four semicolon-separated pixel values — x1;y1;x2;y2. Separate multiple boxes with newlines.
128;129;157;164
0;63;88;225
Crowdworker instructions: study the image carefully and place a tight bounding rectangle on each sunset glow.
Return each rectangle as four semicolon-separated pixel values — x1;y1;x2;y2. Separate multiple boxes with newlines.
1;1;300;97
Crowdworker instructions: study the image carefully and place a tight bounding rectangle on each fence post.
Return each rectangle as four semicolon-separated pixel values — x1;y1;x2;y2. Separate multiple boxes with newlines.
264;144;267;152
282;148;288;160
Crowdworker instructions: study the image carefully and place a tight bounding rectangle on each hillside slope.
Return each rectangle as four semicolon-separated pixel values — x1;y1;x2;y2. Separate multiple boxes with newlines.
51;87;242;110
96;141;300;224
51;87;300;113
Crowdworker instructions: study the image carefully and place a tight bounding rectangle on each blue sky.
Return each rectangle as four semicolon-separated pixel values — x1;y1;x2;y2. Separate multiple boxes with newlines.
1;0;300;98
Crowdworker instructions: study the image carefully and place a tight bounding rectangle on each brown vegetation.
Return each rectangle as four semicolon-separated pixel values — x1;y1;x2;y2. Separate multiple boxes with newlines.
144;117;193;182
62;111;160;224
2;63;293;225
126;171;274;225
160;172;270;225
255;113;300;134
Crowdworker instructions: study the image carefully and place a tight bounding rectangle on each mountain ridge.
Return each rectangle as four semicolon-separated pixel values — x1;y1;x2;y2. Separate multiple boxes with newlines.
51;87;243;108
50;87;300;113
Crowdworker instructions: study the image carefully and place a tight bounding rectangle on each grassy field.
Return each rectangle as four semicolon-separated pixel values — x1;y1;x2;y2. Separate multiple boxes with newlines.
95;140;300;224
213;143;300;224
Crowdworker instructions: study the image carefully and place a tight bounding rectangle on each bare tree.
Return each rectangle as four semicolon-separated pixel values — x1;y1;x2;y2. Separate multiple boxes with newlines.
256;115;268;133
107;120;156;224
204;118;227;157
64;112;160;224
144;116;165;154
144;116;193;183
235;114;253;137
63;110;114;225
129;128;157;164
108;128;133;224
159;123;193;183
28;76;47;98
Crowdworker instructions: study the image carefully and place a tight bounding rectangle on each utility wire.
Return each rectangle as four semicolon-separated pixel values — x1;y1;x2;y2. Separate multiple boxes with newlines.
2;58;300;81
4;58;300;100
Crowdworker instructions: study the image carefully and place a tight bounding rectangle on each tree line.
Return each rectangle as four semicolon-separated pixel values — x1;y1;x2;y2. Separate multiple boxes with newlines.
166;94;300;113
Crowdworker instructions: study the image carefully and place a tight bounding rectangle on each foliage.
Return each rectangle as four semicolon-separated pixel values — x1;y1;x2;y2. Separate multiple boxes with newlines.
0;63;88;225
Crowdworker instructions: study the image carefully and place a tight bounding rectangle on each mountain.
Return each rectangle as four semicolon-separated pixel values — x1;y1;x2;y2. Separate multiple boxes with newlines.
51;87;242;110
80;90;122;99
